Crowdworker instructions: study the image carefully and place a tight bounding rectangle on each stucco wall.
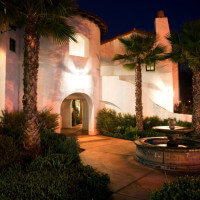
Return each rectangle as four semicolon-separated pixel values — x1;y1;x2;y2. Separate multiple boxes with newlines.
0;29;20;113
5;30;20;112
100;16;181;121
18;16;101;134
0;33;7;113
155;17;179;106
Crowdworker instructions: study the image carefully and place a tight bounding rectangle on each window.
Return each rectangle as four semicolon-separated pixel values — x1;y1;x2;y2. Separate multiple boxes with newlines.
9;38;16;52
146;64;155;71
69;33;89;57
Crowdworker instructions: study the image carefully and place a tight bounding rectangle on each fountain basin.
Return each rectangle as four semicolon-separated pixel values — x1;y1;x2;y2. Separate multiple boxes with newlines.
135;137;200;172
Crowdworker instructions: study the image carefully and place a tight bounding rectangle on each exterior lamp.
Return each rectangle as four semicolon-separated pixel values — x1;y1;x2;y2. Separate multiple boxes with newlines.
146;63;155;71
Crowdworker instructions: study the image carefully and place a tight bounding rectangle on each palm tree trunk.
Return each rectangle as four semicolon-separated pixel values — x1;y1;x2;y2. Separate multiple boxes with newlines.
192;69;200;135
22;17;40;156
135;63;144;131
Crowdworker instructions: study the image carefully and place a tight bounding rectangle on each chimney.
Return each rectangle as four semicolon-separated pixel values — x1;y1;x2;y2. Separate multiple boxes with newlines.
157;10;165;18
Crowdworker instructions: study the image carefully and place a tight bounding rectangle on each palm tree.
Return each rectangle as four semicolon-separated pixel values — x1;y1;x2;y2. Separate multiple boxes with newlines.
113;34;165;131
0;0;77;156
166;20;200;135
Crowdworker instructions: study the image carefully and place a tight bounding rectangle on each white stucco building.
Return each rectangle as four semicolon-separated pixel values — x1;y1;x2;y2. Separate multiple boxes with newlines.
0;10;191;135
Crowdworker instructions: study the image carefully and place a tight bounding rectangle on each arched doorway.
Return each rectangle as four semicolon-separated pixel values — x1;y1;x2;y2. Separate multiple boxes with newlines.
60;93;92;135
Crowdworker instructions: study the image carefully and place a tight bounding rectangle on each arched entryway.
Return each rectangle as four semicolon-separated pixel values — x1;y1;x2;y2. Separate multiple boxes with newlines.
60;93;92;135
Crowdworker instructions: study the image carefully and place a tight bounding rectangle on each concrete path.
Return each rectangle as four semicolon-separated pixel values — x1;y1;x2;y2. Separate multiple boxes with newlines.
61;124;88;136
78;135;177;200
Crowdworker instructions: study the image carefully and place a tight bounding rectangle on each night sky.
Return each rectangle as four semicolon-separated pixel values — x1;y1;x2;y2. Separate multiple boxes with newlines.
77;0;200;41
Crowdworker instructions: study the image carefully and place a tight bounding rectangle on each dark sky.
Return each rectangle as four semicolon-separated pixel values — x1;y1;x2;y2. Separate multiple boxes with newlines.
77;0;200;41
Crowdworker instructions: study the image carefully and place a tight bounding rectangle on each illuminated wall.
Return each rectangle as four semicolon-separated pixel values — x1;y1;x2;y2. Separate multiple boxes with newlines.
100;15;180;119
5;30;20;112
0;30;20;113
1;12;189;137
18;16;101;135
69;33;89;57
0;34;6;113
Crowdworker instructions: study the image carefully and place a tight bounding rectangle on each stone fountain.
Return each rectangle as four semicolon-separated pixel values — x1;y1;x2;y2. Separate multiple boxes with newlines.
135;122;200;172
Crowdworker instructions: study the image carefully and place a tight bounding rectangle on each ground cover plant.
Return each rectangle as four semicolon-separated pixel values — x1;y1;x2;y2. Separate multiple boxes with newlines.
150;176;200;200
96;108;192;140
0;110;111;200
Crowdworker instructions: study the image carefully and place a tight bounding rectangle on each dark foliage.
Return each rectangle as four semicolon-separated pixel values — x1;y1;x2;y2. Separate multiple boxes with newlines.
0;109;59;141
174;101;193;114
151;176;200;200
0;110;111;199
96;109;192;140
0;135;24;170
0;157;110;200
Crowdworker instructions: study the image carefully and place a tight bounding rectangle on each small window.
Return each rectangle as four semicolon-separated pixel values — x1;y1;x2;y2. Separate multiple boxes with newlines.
9;38;16;52
146;64;155;71
69;33;89;57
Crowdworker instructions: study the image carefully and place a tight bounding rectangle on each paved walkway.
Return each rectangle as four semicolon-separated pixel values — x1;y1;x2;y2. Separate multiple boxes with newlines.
61;124;88;136
78;135;177;200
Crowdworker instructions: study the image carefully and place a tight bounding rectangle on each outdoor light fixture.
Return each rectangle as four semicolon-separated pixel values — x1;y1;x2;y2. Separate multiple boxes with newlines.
146;63;155;71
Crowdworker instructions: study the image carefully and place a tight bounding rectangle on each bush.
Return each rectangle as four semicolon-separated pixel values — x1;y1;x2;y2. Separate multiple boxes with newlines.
96;108;120;134
0;128;80;170
40;130;80;163
0;109;59;141
176;120;192;128
96;109;192;138
119;114;136;134
38;108;59;132
143;116;164;130
0;110;111;199
151;176;200;200
137;129;165;138
0;155;111;200
174;101;192;114
0;135;24;170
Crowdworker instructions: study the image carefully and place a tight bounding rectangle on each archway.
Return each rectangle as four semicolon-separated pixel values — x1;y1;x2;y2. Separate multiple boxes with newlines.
60;93;92;135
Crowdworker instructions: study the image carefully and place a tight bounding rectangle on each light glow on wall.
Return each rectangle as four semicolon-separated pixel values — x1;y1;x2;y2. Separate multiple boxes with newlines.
61;57;93;95
69;33;89;57
0;47;6;112
144;74;174;112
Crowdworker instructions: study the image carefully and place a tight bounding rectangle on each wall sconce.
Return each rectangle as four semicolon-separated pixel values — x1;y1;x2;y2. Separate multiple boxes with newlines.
146;63;155;71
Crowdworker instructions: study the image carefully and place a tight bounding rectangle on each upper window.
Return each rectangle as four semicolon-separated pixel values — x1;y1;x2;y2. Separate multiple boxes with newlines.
146;64;155;71
9;38;16;52
69;33;89;57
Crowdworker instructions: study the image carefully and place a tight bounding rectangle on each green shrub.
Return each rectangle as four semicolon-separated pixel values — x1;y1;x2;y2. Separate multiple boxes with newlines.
151;176;200;200
137;129;164;138
96;109;192;138
96;108;120;134
119;114;136;134
143;116;163;130
176;120;192;128
0;109;59;141
40;130;80;162
0;110;111;199
174;101;192;114
0;155;111;200
38;108;59;132
0;110;25;129
0;135;24;170
79;165;111;200
124;126;138;140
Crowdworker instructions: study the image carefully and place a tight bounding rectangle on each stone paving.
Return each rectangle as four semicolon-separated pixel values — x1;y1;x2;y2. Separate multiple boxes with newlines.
77;135;177;200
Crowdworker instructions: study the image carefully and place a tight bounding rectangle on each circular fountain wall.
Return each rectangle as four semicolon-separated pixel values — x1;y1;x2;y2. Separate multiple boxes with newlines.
135;137;200;172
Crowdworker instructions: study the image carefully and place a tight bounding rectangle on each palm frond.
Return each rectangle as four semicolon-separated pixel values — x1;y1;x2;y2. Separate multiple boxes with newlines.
113;33;166;70
112;54;132;62
123;63;137;70
166;31;187;64
37;16;76;44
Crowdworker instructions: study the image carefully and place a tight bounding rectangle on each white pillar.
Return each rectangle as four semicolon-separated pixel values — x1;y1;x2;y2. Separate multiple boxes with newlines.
61;99;72;128
82;99;88;130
